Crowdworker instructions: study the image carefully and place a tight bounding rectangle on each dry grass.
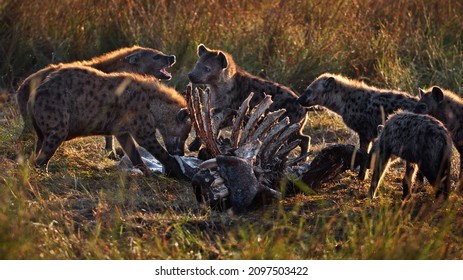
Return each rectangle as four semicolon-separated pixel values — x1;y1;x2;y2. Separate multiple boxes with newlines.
1;0;463;259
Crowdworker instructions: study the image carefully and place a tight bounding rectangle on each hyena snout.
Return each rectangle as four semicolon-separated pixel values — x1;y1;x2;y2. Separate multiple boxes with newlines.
297;89;313;107
165;138;185;156
187;71;201;84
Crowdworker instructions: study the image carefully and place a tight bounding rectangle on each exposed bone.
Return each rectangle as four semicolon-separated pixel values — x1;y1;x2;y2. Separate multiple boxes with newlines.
274;140;302;161
213;185;230;200
249;109;286;142
239;95;273;146
231;92;254;148
185;84;204;145
202;88;220;156
264;123;301;161
286;152;312;167
257;117;290;158
211;177;225;187
191;87;208;146
233;139;262;161
188;84;308;213
199;158;218;169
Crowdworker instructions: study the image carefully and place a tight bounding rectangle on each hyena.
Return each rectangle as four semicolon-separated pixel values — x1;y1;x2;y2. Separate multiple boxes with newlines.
415;86;463;178
187;44;310;157
17;45;176;152
297;73;418;178
29;65;191;179
369;112;452;200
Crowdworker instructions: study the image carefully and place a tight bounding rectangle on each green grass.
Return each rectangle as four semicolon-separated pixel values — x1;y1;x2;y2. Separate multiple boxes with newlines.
1;0;463;259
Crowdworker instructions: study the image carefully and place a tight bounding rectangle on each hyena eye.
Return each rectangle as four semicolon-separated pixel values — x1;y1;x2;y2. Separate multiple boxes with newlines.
204;66;211;72
153;54;161;60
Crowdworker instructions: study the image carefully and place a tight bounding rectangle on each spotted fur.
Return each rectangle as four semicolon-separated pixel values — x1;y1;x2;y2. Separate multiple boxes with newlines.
298;73;418;177
415;86;463;178
17;46;176;151
187;44;310;156
29;65;191;179
369;111;452;200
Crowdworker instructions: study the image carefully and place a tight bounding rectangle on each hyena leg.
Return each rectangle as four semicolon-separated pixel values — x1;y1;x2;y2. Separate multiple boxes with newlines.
288;132;311;159
18;119;35;142
297;133;311;158
133;134;187;180
104;136;114;151
369;148;391;199
420;157;450;200
188;136;201;152
115;133;150;175
402;161;418;199
35;128;67;167
358;136;371;180
437;158;451;200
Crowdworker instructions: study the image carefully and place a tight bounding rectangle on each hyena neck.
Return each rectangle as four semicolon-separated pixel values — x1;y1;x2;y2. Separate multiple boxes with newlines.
321;90;345;115
207;77;236;96
437;99;458;127
89;58;120;72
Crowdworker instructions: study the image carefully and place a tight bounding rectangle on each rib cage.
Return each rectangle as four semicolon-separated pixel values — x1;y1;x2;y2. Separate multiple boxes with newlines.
185;83;308;190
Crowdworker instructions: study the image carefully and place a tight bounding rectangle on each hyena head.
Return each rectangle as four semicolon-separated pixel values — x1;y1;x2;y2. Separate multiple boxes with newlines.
124;48;176;80
158;108;192;156
414;86;444;115
188;44;231;84
298;74;337;107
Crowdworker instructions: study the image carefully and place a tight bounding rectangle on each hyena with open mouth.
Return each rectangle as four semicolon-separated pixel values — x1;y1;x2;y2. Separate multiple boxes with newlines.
17;46;176;153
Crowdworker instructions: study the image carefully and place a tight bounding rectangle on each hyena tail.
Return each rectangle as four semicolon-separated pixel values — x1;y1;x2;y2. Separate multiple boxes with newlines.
16;84;35;141
16;84;30;123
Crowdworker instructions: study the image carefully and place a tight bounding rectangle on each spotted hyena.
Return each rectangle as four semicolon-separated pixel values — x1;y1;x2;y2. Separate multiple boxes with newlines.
415;86;463;178
369;112;452;200
297;73;418;177
187;44;310;157
29;65;191;179
17;45;176;152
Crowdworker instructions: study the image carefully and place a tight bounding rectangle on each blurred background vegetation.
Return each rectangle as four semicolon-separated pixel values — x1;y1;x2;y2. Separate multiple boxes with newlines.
1;0;462;95
1;0;463;260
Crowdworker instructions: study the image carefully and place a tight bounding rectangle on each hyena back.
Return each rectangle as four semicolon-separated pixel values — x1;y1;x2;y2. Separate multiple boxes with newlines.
415;86;463;178
369;112;452;200
297;73;418;177
187;44;310;157
30;65;191;179
17;46;176;151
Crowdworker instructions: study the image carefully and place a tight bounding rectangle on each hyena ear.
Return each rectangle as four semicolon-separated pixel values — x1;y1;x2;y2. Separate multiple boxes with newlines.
324;77;335;91
176;108;190;123
431;86;444;103
197;44;208;57
418;88;425;98
218;52;228;69
125;51;142;64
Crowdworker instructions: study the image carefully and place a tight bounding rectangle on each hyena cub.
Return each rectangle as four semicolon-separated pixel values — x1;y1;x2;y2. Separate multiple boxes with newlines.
188;44;310;157
369;112;452;200
415;86;463;178
297;73;418;177
29;65;191;179
17;46;176;152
